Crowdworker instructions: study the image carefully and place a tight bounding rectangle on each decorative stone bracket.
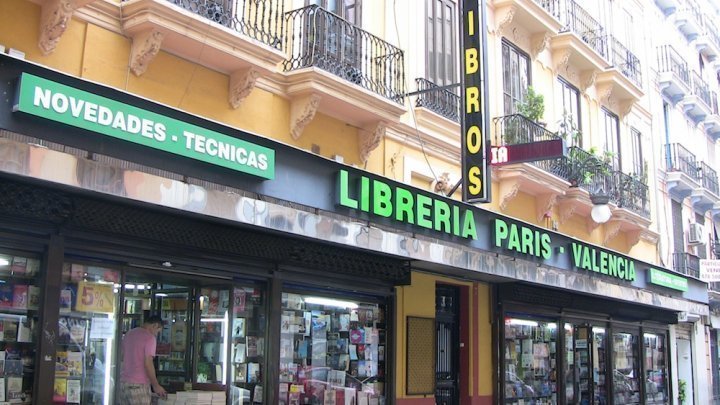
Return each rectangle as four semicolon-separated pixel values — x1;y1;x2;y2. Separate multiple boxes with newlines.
601;220;623;246
289;93;321;140
129;29;165;76
39;0;97;55
359;121;387;164
552;49;572;75
531;33;551;60
536;193;557;223
229;68;259;109
493;6;516;35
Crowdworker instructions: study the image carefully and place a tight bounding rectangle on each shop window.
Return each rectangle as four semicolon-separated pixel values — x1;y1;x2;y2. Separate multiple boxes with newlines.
55;263;121;404
0;252;41;403
119;275;266;404
565;324;607;404
644;332;668;404
503;316;557;404
612;331;641;404
278;292;385;404
426;0;457;87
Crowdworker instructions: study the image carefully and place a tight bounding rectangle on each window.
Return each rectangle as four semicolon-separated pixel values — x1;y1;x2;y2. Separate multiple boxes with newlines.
602;108;620;171
557;78;581;146
426;0;457;87
630;128;643;177
502;40;530;115
308;0;361;23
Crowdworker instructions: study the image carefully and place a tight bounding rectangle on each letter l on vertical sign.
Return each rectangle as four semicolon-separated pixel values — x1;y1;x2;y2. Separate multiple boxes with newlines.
460;0;490;203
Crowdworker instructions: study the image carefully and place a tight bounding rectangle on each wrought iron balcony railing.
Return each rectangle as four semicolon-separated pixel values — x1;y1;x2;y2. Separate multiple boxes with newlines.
560;0;607;59
610;170;650;218
534;0;563;20
607;35;642;87
691;70;712;108
283;5;405;103
713;91;720;115
666;143;700;181
699;161;720;195
673;252;700;278
166;0;284;48
493;114;562;145
414;78;460;123
657;45;690;86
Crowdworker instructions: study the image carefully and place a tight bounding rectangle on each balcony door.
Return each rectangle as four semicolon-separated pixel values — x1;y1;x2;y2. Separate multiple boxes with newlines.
305;0;363;83
502;40;530;116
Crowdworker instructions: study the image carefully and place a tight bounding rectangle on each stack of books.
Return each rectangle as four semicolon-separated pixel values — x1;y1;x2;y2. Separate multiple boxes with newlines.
157;390;225;405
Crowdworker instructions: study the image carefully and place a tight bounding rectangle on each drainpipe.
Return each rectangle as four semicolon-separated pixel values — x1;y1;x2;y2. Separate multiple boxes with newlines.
664;101;672;169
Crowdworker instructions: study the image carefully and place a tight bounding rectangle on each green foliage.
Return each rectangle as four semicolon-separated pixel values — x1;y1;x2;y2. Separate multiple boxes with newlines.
515;86;545;122
678;379;687;404
557;111;582;145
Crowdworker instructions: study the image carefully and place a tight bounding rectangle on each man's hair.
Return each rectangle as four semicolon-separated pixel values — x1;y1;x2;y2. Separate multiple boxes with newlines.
144;315;164;325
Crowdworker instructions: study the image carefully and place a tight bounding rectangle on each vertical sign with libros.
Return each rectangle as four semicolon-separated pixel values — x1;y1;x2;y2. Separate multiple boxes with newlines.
460;0;490;203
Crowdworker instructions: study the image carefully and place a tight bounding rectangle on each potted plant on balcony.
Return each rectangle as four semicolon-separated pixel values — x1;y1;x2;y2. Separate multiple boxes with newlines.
567;147;615;188
504;86;545;145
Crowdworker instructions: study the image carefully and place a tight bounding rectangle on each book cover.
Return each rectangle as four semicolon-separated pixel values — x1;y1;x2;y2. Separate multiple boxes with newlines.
11;285;27;310
323;390;337;405
0;285;13;309
53;377;67;402
247;362;260;383
2;322;16;343
234;343;247;363
233;288;247;314
69;318;86;345
235;363;247;383
312;314;329;337
339;314;350;332
70;264;84;282
27;286;40;311
246;336;264;357
349;329;365;344
67;352;82;377
219;290;230;312
17;320;31;343
171;321;187;352
252;385;263;403
59;288;72;312
55;352;69;378
66;379;81;403
343;388;356;405
208;290;219;315
7;376;22;400
278;383;289;405
327;370;345;387
10;257;26;275
232;318;246;338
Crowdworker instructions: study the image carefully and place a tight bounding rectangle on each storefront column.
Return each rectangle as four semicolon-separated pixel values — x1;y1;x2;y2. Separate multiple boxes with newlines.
34;234;64;404
265;273;282;404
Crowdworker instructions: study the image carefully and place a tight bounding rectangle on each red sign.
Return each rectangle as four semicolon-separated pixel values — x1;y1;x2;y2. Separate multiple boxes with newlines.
490;139;566;166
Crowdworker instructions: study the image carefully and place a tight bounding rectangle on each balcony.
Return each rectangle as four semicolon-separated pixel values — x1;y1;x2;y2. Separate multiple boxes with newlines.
666;143;701;200
681;71;713;122
491;115;570;218
657;45;691;102
696;25;720;61
610;171;650;219
550;0;607;79
691;161;720;212
704;93;720;141
413;78;460;123
283;5;406;129
120;0;287;74
492;0;564;42
654;0;680;16
596;35;643;107
675;1;704;41
673;252;700;278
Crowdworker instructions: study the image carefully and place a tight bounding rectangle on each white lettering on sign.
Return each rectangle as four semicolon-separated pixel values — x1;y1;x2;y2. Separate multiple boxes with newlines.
490;146;508;165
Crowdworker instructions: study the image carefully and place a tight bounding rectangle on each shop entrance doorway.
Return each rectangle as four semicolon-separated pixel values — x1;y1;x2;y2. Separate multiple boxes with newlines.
435;284;460;405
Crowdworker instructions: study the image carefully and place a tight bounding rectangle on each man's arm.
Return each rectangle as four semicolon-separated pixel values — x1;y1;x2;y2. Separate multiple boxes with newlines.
143;356;167;397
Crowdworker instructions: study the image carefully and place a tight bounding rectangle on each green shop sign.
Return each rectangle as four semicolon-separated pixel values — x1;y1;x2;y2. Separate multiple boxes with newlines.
14;73;274;179
648;268;689;291
335;170;661;286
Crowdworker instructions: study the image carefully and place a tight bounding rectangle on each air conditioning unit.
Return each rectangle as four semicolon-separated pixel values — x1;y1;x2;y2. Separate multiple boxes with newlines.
688;223;704;245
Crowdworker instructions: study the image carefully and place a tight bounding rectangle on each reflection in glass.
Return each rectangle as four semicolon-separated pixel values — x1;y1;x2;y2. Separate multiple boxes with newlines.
503;316;557;404
612;332;640;404
644;333;668;404
278;293;385;404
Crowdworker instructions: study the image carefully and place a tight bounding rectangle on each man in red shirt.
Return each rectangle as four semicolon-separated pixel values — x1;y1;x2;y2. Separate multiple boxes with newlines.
118;315;168;405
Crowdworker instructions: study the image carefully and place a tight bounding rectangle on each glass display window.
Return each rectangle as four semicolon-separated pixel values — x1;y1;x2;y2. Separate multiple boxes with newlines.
0;251;41;404
565;323;607;405
55;263;121;405
502;316;557;404
644;332;668;404
277;292;386;405
612;331;640;404
229;286;266;404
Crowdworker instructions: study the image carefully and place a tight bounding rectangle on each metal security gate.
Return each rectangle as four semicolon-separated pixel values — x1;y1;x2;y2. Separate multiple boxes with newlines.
436;285;460;405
